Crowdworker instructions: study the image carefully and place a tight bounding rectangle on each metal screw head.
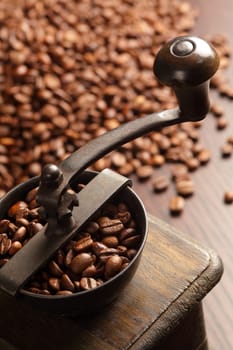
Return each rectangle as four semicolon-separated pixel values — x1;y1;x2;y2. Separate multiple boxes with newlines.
171;39;195;57
41;164;63;186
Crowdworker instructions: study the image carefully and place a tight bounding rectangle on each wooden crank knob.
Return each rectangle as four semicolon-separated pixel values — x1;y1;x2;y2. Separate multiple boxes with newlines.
153;36;219;121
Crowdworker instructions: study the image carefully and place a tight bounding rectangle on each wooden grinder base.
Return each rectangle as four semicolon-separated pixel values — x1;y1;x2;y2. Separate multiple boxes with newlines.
0;214;223;350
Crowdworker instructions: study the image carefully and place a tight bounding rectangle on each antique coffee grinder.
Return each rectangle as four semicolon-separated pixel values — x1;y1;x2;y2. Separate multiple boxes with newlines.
0;36;219;315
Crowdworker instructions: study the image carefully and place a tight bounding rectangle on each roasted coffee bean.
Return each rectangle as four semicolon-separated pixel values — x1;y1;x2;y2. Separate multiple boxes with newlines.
28;287;45;295
151;154;165;167
64;240;75;253
13;226;27;242
56;290;73;296
92;242;108;256
61;274;75;292
111;152;127;168
0;258;9;267
99;248;120;263
121;263;129;270
127;249;138;260
55;249;65;267
73;281;81;291
174;172;191;183
102;203;118;218
216;116;228;130
25;188;38;203
82;264;97;278
121;256;130;265
136;165;153;180
27;198;39;210
127;219;137;229
28;222;44;237
171;164;189;181
221;143;233;157
98;217;124;235
136;151;152;165
152;175;169;193
28;208;40;220
0;220;11;233
8;241;22;256
192;142;205;155
169;196;185;215
175;180;195;197
80;277;98;291
48;260;64;277
69;253;93;275
119;228;136;241
224;191;233;204
227;135;233;145
14;207;29;224
102;236;119;248
15;217;30;227
211;103;224;117
0;234;11;255
40;290;51;296
8;201;28;218
121;235;141;248
116;245;128;255
117;211;131;224
185;157;200;171
84;221;99;234
104;255;123;279
48;278;60;292
8;222;18;234
64;249;75;267
73;235;93;253
197;149;211;164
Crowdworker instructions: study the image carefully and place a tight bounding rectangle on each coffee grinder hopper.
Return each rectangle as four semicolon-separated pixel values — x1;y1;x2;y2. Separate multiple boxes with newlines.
0;36;219;297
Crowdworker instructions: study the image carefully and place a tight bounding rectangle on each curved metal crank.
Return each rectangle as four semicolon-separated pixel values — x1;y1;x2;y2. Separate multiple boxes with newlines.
0;36;219;295
37;36;219;235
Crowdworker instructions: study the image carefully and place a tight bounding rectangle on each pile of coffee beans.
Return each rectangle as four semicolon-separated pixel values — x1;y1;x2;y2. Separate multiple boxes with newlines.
0;186;142;295
0;0;232;214
0;1;195;189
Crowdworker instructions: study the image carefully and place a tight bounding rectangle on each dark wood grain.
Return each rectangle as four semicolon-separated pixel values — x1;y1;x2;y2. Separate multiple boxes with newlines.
0;216;222;350
132;1;233;349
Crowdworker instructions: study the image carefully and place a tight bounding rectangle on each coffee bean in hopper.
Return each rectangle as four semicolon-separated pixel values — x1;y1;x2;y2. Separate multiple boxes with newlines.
0;183;143;295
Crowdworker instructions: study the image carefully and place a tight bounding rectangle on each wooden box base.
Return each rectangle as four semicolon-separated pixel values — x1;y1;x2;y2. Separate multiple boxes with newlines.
0;215;223;350
161;303;208;350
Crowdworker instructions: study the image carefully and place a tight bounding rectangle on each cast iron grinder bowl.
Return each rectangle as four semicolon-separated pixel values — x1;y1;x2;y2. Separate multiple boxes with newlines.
0;170;148;315
0;36;219;316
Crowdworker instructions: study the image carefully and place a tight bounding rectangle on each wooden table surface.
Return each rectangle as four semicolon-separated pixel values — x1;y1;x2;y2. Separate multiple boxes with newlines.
132;1;233;349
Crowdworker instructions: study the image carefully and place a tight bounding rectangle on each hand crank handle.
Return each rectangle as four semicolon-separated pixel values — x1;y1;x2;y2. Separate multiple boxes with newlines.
59;36;219;184
37;36;219;224
153;36;219;121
